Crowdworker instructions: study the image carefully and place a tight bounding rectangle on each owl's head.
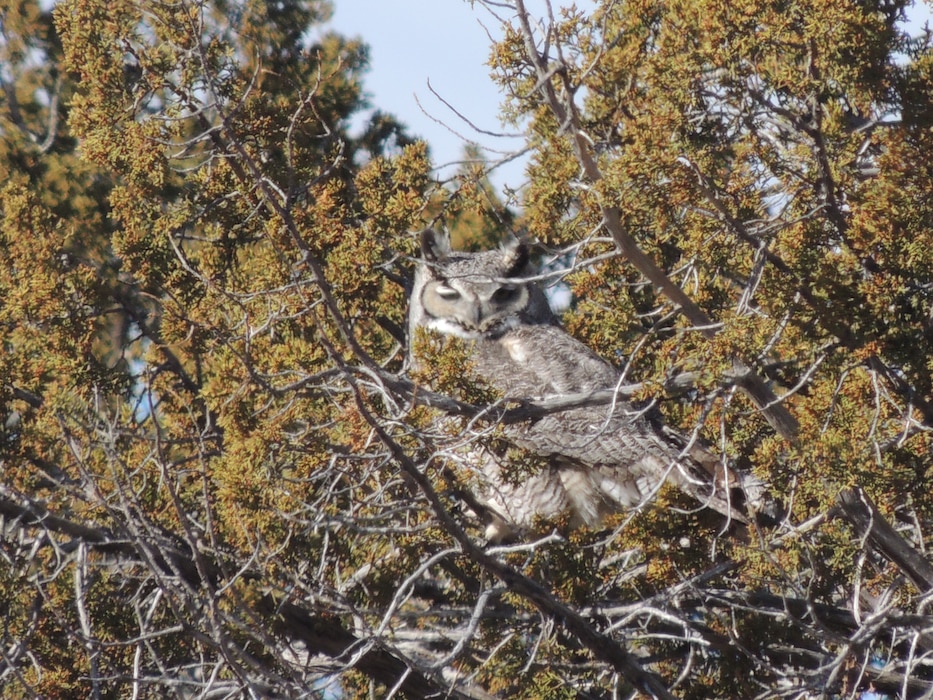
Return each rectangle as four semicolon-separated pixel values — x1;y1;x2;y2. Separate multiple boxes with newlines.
409;228;556;342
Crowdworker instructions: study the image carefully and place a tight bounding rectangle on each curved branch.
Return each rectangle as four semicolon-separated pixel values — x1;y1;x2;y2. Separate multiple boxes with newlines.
0;490;477;699
836;488;933;594
511;0;799;442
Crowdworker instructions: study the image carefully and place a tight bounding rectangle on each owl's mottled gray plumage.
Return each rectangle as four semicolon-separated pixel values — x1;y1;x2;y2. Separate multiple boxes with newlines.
409;229;752;541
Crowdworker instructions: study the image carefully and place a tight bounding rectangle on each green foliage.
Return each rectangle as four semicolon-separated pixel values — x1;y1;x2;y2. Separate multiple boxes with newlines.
484;0;933;693
3;0;933;696
1;0;428;695
501;0;932;515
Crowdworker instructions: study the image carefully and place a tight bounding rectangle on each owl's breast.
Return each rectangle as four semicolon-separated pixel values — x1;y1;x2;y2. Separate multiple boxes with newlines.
500;334;530;364
467;332;552;397
475;325;621;397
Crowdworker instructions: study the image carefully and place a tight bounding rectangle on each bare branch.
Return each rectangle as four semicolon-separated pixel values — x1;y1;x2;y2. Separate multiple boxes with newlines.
837;488;933;594
511;0;799;442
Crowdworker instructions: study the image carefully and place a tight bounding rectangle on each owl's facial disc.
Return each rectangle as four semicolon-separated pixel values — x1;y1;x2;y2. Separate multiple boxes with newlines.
420;277;530;339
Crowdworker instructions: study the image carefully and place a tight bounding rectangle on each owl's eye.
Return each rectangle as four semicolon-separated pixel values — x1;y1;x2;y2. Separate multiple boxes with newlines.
493;286;519;303
436;285;461;301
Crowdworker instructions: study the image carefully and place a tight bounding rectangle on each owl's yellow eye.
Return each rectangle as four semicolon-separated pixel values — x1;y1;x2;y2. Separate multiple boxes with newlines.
436;285;461;300
493;286;519;303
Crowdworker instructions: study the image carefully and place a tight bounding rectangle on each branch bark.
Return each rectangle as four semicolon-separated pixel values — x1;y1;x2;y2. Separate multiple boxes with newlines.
0;491;471;699
836;488;933;594
512;0;799;443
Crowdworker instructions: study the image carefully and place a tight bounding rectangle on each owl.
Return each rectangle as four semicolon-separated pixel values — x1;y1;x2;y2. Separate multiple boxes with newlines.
408;228;756;542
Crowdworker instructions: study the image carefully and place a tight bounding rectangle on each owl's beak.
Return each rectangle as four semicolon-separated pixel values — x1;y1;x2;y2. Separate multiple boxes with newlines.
471;304;484;329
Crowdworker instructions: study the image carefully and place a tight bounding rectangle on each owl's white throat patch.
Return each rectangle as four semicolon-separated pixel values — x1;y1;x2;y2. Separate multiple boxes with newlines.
425;316;519;340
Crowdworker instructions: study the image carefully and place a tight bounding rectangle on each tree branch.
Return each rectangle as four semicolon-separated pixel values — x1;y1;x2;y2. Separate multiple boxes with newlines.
836;488;933;594
345;372;679;699
0;491;469;699
381;370;698;424
511;0;799;442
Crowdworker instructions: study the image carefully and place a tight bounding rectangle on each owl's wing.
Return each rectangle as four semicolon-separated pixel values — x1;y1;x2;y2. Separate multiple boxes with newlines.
510;405;750;523
473;326;751;527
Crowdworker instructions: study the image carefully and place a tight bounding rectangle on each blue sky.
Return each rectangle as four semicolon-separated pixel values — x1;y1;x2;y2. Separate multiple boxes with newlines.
328;0;933;200
328;0;531;195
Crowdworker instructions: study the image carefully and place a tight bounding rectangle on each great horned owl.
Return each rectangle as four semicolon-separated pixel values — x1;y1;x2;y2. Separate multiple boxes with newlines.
408;228;754;541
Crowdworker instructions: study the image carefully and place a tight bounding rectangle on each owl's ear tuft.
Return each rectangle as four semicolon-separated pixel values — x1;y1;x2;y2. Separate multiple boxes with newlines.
500;236;530;277
420;228;451;262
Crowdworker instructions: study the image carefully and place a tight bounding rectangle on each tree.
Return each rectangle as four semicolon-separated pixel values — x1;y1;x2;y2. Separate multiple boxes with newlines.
481;0;933;695
1;0;428;696
2;0;933;698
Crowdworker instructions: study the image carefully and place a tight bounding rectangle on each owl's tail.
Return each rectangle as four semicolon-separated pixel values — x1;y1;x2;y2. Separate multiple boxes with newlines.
679;440;779;527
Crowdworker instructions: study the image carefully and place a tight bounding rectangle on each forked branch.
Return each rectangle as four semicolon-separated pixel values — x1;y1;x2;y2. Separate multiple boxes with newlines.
511;0;799;442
